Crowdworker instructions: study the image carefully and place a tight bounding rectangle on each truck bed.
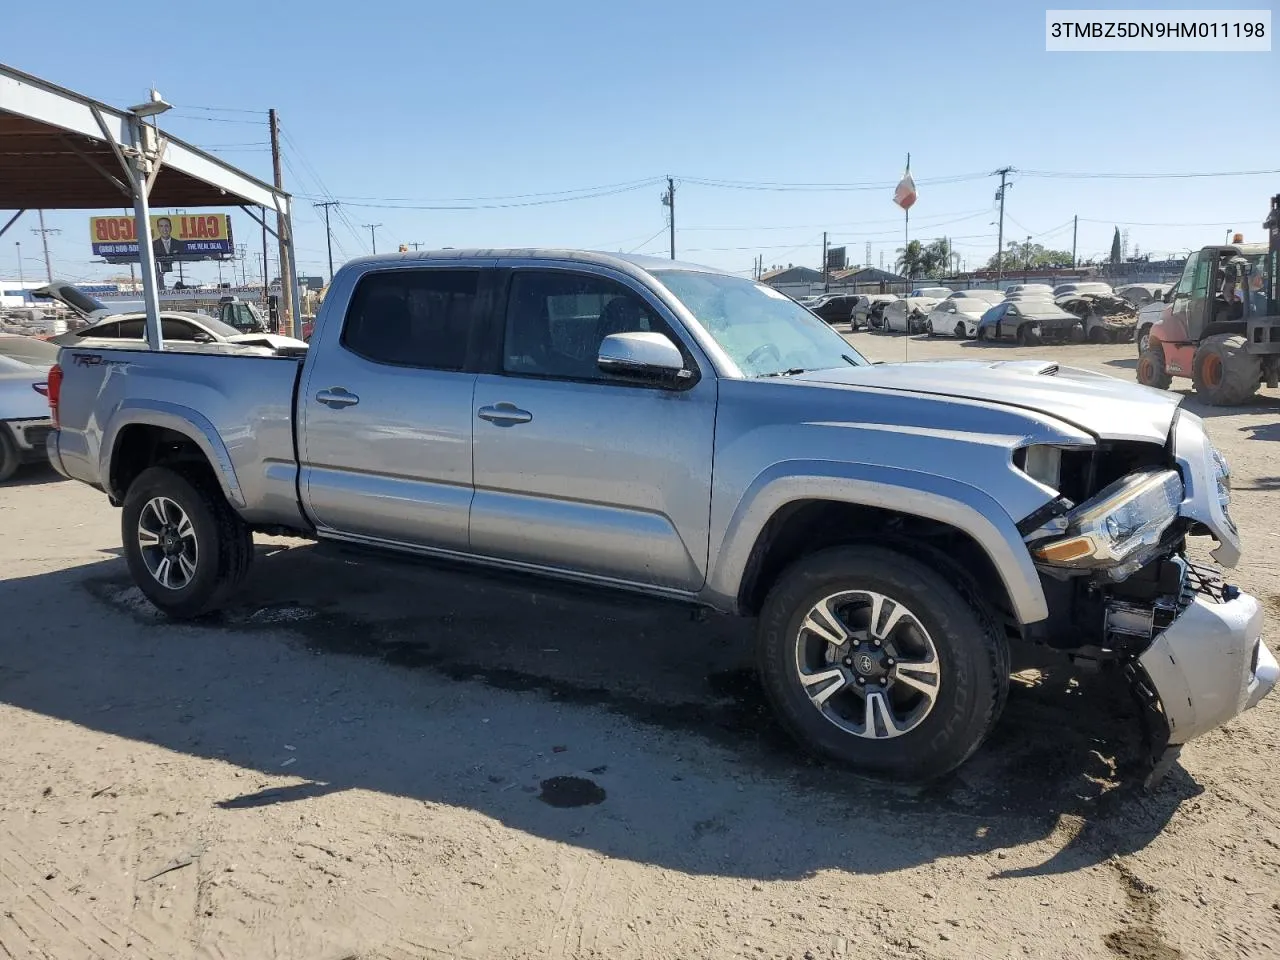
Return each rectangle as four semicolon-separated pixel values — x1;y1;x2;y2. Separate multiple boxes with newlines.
51;345;307;528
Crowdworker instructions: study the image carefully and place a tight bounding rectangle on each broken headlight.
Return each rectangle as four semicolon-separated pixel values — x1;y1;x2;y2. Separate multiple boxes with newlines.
1031;469;1182;578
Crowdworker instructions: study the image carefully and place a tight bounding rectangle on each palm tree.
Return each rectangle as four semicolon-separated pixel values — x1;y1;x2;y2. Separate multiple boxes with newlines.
896;240;925;279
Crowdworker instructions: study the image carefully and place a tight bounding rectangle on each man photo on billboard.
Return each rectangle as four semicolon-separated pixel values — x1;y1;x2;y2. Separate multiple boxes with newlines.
152;217;184;262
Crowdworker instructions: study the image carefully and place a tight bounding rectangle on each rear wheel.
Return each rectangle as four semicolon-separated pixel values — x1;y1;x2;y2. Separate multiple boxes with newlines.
1088;326;1113;344
121;465;254;619
1137;344;1172;390
1193;334;1261;406
0;428;18;483
756;545;1008;781
1016;323;1042;346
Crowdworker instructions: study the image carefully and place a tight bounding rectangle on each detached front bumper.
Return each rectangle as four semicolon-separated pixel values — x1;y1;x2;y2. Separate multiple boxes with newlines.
1137;587;1277;747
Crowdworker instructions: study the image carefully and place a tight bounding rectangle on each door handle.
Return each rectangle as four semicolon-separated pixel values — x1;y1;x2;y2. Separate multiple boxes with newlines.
477;402;533;426
316;387;360;409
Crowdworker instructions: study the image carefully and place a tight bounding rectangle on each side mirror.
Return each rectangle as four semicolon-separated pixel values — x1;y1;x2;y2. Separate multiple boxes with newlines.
597;332;691;386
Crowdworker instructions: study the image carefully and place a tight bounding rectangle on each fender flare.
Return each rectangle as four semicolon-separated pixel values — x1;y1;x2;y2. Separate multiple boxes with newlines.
100;399;245;508
705;459;1049;624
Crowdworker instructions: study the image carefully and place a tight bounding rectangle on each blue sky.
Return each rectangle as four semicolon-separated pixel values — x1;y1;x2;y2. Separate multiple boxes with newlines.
4;0;1277;285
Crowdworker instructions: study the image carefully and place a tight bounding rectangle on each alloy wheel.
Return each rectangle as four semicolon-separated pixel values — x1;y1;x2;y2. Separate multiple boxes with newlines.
793;590;941;739
137;496;200;590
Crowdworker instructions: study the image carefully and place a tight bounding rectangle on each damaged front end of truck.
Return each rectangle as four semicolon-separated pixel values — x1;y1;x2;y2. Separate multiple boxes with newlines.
1014;409;1276;785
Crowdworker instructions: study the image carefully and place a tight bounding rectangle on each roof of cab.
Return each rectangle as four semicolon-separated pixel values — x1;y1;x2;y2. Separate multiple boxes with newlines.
339;248;726;277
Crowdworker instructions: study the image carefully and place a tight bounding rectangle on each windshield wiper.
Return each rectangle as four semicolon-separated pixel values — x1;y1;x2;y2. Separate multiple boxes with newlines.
758;367;808;378
841;354;860;366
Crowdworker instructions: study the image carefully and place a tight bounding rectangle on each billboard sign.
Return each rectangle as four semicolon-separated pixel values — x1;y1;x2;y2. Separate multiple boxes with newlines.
90;214;235;263
825;245;847;271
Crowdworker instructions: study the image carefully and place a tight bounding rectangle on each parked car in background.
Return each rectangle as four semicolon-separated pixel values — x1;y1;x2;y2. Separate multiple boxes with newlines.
882;296;938;334
946;289;1004;305
1134;299;1168;355
1116;283;1171;308
0;332;61;369
805;293;860;326
925;297;990;338
49;312;307;353
1004;283;1055;298
867;298;896;329
0;353;53;481
1053;281;1114;298
851;294;897;329
909;286;953;299
1056;292;1139;343
975;299;1084;345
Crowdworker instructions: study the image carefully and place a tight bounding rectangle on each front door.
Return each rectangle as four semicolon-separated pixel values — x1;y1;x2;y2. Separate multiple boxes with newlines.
469;267;716;592
299;267;483;550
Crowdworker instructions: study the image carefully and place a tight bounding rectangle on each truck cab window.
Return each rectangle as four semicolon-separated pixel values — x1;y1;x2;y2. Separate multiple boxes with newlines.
341;269;478;370
503;271;659;381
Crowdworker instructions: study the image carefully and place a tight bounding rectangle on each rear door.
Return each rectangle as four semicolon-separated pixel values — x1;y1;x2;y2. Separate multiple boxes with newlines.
299;266;485;550
469;265;716;592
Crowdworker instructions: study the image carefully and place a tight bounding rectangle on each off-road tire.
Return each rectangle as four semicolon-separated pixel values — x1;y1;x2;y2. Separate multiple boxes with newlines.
0;428;18;483
1193;334;1261;406
121;465;254;619
1137;344;1172;390
756;545;1009;781
1016;324;1042;346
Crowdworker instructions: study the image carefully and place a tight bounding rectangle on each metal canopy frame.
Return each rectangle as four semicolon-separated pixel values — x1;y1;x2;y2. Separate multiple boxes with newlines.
0;63;302;343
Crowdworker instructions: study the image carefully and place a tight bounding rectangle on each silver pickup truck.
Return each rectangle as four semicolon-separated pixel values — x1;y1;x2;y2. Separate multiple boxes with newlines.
46;249;1276;781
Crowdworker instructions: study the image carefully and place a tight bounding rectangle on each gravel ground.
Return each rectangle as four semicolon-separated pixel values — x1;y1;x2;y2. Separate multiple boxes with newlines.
1;332;1278;960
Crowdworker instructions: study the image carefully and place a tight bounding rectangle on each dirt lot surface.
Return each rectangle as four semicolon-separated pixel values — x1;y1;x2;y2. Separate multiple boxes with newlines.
2;332;1279;960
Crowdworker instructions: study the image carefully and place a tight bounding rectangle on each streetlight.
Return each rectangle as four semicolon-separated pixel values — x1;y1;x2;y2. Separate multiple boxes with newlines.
126;89;172;351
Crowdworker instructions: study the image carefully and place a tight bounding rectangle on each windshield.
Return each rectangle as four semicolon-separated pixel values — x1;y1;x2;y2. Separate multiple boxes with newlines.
654;270;868;377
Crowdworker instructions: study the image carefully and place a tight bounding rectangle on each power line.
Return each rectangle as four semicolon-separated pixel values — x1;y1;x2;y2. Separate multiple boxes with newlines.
1021;167;1280;180
296;179;663;211
676;171;992;192
294;176;663;206
171;103;267;115
628;225;670;254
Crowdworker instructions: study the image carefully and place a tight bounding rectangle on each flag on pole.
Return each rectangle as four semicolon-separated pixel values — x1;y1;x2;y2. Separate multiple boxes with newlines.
894;158;917;211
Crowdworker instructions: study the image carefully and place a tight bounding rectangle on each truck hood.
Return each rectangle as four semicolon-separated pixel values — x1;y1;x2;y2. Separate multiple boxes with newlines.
793;359;1182;443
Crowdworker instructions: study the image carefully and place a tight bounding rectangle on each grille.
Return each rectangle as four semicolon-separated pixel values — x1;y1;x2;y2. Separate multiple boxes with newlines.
1185;561;1229;603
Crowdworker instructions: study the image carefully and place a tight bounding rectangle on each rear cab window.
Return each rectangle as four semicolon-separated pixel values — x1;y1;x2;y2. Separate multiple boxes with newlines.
341;269;480;370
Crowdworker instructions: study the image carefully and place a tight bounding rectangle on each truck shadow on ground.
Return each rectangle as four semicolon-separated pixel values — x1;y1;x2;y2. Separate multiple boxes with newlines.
0;540;1202;881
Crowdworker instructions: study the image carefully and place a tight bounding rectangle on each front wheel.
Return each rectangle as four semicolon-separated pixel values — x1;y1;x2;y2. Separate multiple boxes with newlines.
1136;325;1152;356
955;322;967;339
756;545;1009;781
121;465;254;619
1137;344;1173;390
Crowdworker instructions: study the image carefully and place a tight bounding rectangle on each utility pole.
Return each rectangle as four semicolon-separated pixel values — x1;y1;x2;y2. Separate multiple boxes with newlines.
314;200;339;282
15;242;23;287
260;206;268;298
1072;215;1078;269
268;108;295;334
822;231;829;292
994;166;1013;285
363;223;382;254
32;210;60;282
407;241;423;251
661;177;675;259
